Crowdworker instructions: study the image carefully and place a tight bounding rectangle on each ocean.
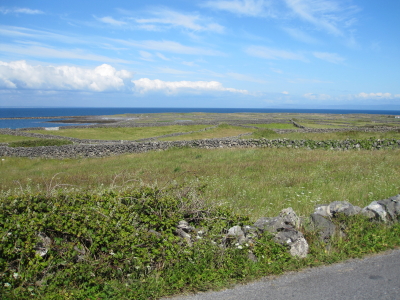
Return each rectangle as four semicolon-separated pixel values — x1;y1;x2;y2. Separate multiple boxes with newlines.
1;107;400;129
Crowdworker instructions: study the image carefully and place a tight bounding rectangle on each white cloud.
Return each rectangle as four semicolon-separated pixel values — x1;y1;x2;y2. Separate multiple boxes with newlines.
356;92;400;99
96;16;127;26
226;72;268;84
0;43;131;64
139;50;154;61
157;67;193;75
112;39;222;56
284;0;359;36
283;27;319;44
303;92;331;100
246;46;307;61
134;7;224;33
156;53;170;61
0;61;133;92
270;68;283;74
132;78;248;95
282;91;289;94
202;0;273;17
313;52;344;64
0;7;44;15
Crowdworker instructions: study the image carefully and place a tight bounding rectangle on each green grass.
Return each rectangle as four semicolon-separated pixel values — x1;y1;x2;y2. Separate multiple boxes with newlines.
244;129;400;141
8;139;73;147
29;125;211;141
160;124;254;141
2;147;399;219
243;123;295;129
0;134;37;143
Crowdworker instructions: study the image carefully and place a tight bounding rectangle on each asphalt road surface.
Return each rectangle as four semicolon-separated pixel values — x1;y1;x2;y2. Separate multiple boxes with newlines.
164;249;400;300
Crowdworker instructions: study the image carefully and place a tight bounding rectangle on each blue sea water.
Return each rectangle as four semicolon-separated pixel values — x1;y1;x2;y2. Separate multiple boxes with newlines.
1;107;400;129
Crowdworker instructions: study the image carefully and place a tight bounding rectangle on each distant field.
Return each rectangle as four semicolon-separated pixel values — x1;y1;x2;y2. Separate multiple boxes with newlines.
244;129;400;140
160;124;254;141
243;123;295;129
2;147;399;219
0;134;37;143
29;125;211;140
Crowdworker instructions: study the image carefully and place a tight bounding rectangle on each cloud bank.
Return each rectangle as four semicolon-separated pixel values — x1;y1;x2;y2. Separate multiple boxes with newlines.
0;61;132;91
132;78;248;94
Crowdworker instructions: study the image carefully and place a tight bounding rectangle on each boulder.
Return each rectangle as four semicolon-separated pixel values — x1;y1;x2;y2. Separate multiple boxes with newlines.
310;213;337;241
274;228;309;258
377;196;400;222
361;201;388;222
328;201;361;217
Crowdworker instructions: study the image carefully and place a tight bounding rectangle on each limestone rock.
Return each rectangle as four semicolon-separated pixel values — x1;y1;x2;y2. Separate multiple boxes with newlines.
279;207;301;229
328;201;360;217
310;213;337;241
35;232;51;257
225;225;246;245
274;228;308;258
361;201;388;222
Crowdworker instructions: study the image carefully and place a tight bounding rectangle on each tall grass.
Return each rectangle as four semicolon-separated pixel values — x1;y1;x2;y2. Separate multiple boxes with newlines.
2;147;399;219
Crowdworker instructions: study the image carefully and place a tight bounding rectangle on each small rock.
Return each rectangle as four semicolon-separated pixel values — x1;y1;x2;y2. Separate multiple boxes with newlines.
35;232;51;257
280;207;301;229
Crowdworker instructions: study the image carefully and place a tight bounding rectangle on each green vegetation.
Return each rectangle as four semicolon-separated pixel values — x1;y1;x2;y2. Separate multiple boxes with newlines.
0;134;37;143
245;129;400;141
8;139;73;147
243;123;295;129
29;125;211;141
1;148;399;218
1;112;400;299
160;124;254;141
1;186;400;299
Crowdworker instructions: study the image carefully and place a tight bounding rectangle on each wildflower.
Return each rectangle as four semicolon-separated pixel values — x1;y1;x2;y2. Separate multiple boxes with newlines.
4;283;11;287
13;273;19;279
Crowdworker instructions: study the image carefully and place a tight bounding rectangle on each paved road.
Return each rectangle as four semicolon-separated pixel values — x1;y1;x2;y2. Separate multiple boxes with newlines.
164;249;400;300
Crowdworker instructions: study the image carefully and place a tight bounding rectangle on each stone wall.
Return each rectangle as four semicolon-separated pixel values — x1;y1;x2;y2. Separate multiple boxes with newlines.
1;137;399;159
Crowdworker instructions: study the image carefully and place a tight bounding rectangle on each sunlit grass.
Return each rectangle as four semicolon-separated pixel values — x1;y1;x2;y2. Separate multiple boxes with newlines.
160;124;254;141
244;129;400;140
29;125;211;140
0;134;37;143
2;147;399;220
243;123;295;129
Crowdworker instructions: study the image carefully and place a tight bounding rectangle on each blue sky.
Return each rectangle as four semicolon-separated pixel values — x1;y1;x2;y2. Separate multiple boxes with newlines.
0;0;399;109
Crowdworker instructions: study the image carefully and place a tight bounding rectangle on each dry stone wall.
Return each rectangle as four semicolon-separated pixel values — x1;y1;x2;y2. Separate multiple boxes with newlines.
0;137;399;159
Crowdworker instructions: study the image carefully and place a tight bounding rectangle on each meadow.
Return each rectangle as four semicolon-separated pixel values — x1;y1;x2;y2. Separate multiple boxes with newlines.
1;112;400;299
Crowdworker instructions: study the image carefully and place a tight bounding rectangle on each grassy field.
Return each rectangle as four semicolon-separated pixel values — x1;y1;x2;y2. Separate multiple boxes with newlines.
245;129;400;140
2;147;399;219
160;124;254;141
29;125;211;140
0;134;37;143
2;112;400;299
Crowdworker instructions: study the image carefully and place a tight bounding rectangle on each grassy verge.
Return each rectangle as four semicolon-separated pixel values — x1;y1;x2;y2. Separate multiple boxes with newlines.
1;186;400;300
29;125;211;141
